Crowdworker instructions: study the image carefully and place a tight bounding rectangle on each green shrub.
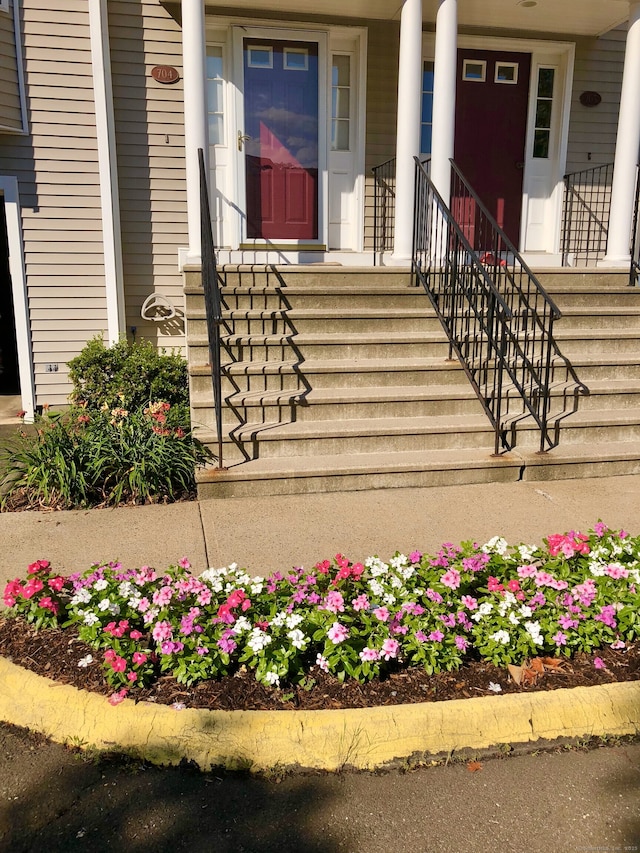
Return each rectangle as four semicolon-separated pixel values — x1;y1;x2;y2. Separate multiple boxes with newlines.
67;336;189;413
0;405;212;510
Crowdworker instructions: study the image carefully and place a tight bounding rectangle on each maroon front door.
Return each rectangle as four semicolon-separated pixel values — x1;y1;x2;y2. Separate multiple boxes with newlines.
453;49;531;247
243;39;319;240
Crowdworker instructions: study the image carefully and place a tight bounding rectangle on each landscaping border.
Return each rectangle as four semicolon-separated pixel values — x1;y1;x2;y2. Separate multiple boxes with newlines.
2;657;639;772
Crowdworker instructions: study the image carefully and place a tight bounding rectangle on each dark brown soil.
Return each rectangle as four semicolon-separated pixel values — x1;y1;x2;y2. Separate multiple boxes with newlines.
2;616;639;712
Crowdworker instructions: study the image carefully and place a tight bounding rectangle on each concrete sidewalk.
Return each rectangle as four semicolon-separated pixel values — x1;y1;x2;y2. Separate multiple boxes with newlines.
1;474;639;584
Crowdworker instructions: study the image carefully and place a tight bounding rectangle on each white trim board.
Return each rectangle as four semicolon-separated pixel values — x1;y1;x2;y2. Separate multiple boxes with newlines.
0;177;35;421
0;0;28;134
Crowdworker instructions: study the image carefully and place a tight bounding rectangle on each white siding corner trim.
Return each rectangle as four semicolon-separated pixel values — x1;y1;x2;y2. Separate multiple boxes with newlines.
88;0;125;342
0;176;35;421
0;0;28;134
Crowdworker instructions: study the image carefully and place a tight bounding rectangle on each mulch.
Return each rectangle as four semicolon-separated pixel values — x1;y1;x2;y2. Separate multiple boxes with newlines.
1;616;638;712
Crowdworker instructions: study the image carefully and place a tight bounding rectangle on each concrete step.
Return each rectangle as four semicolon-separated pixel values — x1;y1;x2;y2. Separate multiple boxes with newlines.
186;307;439;337
551;328;640;358
541;288;640;309
187;331;451;364
518;440;640;482
564;355;640;382
533;270;632;289
555;307;640;330
195;446;523;498
186;285;429;312
185;265;413;291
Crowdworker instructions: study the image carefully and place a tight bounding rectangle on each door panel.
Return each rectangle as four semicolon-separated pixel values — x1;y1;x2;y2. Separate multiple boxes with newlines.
454;49;531;248
243;38;319;240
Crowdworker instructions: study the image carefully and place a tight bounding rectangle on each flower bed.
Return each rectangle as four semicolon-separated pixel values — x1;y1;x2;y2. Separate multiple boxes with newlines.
4;524;639;706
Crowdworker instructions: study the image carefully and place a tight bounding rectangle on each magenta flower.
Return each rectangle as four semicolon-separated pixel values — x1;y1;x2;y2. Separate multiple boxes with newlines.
455;635;469;652
327;622;349;644
593;657;606;670
409;551;422;564
415;630;428;643
428;630;444;643
552;631;567;646
594;522;608;537
426;588;443;603
152;620;172;642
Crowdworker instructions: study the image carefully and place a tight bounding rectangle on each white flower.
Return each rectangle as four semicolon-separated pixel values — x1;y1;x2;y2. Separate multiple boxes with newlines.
488;681;502;693
83;612;99;627
368;579;384;597
264;670;280;686
127;595;142;608
108;602;120;616
93;578;109;591
247;628;271;653
368;559;389;578
250;579;264;595
77;654;93;668
390;555;407;570
233;616;251;633
518;544;538;562
285;613;303;630
508;612;520;626
287;629;307;649
70;589;91;606
118;581;134;598
478;602;493;616
97;598;112;612
383;593;397;606
171;702;186;710
519;605;533;618
490;630;510;645
271;611;287;628
525;620;543;645
482;536;508;556
390;574;403;589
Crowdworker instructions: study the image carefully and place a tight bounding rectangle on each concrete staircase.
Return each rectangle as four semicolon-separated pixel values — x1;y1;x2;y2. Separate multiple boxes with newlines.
184;265;640;498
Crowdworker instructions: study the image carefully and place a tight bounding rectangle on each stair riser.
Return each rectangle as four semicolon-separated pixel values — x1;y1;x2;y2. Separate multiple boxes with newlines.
557;315;640;331
191;396;484;428
554;338;640;357
187;315;439;337
187;292;429;312
188;341;451;363
522;457;640;483
196;463;521;499
512;422;640;448
190;372;301;397
568;363;640;381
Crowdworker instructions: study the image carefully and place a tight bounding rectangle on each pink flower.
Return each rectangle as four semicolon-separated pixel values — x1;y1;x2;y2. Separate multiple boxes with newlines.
593;657;606;670
108;688;128;706
487;576;504;593
517;564;537;579
552;631;567;646
327;622;349;644
409;551;422;564
506;579;521;593
352;594;369;611
455;635;469;652
38;596;59;614
372;606;390;622
605;564;629;580
132;652;147;665
426;588;443;603
196;646;209;656
359;647;380;662
111;655;127;673
428;630;444;643
380;638;399;660
22;578;44;599
441;568;461;590
27;560;50;575
129;630;143;640
178;557;191;569
323;590;345;614
152;620;172;642
48;576;65;592
594;522;608;537
461;595;478;611
152;585;173;607
610;638;626;650
316;653;329;672
127;671;138;682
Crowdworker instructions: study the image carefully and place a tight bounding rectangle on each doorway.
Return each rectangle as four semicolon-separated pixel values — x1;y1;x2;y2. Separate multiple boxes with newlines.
453;49;531;247
0;198;20;396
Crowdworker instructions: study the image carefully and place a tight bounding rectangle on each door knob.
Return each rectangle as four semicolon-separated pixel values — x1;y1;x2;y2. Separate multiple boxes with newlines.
237;131;251;151
515;161;525;170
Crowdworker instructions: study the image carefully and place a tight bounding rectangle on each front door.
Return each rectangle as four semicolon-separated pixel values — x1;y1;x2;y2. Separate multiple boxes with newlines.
453;49;531;247
243;38;319;241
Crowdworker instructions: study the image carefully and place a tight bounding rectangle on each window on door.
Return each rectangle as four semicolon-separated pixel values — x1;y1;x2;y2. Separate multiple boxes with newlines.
331;54;351;151
206;46;225;145
420;60;434;155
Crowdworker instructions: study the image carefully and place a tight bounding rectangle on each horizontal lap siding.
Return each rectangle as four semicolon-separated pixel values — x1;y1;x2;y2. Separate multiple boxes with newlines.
0;0;108;407
109;0;187;355
0;0;22;131
565;26;626;175
363;21;399;252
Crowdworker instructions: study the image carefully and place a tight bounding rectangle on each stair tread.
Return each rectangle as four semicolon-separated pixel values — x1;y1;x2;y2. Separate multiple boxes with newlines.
190;357;464;376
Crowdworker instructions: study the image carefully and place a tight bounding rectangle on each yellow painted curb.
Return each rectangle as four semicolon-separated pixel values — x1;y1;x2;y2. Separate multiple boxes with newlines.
1;656;638;772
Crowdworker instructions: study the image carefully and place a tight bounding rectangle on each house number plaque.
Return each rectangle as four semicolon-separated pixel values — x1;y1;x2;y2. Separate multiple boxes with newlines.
151;66;180;84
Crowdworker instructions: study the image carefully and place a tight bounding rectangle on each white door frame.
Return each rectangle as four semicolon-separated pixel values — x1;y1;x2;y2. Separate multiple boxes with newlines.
0;176;35;421
423;33;575;257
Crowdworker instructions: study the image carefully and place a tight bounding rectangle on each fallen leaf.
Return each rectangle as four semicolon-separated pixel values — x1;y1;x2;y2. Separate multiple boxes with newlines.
507;663;524;685
467;761;483;772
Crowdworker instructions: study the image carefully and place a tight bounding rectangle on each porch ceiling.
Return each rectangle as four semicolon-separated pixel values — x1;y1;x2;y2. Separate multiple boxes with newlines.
206;0;629;38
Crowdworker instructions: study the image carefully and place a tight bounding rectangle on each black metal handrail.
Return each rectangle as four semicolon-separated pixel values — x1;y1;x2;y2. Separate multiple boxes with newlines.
561;163;613;267
630;165;640;287
198;148;224;468
414;157;585;454
372;156;396;264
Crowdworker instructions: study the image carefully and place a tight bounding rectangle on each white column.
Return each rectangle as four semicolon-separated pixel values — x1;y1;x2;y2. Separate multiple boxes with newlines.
182;0;209;264
392;0;423;261
430;0;457;208
603;1;640;266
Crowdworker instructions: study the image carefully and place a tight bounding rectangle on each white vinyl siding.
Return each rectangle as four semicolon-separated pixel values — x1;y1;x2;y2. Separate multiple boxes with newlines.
0;0;108;407
0;0;23;132
108;0;187;353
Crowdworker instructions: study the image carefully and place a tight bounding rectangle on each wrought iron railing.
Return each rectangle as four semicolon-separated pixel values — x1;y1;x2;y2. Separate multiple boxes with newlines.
561;163;613;267
414;157;586;454
630;166;640;287
372;156;396;264
198;147;224;468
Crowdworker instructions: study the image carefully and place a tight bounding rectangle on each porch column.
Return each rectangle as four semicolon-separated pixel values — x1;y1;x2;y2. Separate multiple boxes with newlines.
182;0;208;264
430;0;457;208
392;0;423;261
603;0;640;266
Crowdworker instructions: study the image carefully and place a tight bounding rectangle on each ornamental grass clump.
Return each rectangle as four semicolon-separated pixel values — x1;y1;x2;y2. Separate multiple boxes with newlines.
3;524;639;702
